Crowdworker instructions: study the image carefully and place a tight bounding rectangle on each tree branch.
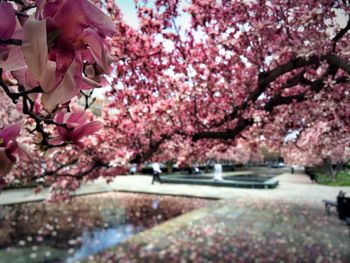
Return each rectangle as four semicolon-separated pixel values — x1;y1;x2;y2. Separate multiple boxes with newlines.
31;158;109;181
332;15;350;51
326;54;350;74
0;38;22;46
130;134;171;163
192;118;254;141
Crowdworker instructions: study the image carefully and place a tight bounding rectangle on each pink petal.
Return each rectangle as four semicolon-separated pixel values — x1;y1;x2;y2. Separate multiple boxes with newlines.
42;0;62;18
40;60;57;93
0;123;21;146
0;45;26;71
52;37;75;87
53;0;115;39
22;16;48;84
85;64;95;78
71;120;103;142
5;141;18;162
66;110;89;125
0;21;26;71
17;143;32;162
0;47;9;61
34;0;47;19
11;68;40;90
52;0;94;39
48;137;65;146
0;148;13;176
81;75;102;89
80;28;109;72
54;111;68;139
54;111;65;124
0;2;16;39
41;60;78;111
81;0;116;37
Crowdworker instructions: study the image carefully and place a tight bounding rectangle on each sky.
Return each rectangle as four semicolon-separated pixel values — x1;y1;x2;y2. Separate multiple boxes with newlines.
115;0;192;31
115;0;140;29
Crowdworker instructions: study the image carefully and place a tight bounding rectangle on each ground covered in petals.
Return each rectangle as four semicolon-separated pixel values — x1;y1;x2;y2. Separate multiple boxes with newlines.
0;193;211;262
92;198;350;262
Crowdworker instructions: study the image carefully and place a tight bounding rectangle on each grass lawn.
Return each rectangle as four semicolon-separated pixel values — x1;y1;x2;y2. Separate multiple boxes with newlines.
316;171;350;186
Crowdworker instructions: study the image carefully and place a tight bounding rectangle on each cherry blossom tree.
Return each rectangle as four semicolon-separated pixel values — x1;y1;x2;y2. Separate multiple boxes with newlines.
106;0;350;168
1;0;350;197
282;121;350;181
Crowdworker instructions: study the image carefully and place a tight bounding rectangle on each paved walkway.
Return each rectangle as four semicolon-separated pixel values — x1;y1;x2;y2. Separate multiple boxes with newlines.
2;172;350;262
1;173;350;207
91;196;350;262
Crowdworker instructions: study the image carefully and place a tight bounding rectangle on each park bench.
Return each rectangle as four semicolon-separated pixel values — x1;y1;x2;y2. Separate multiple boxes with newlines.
323;191;350;236
337;195;350;220
346;218;350;236
322;191;346;215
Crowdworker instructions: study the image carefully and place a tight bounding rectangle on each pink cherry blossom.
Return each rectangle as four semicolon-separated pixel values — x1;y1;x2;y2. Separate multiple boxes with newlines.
51;108;103;148
0;123;21;176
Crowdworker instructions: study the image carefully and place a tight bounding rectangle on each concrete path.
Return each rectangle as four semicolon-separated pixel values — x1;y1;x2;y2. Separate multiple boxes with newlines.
1;173;350;207
2;172;350;262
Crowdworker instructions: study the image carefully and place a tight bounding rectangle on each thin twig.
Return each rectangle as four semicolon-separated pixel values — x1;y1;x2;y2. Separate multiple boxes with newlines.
0;38;22;46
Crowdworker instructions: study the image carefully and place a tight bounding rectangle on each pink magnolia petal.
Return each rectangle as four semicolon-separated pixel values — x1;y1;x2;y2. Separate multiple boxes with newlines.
0;123;21;146
24;70;40;90
81;28;108;73
41;60;78;111
66;110;89;125
81;0;116;37
73;52;83;93
0;45;10;61
34;0;47;19
40;60;57;93
0;2;16;39
11;68;40;90
81;75;102;89
85;64;95;78
42;0;62;18
48;137;65;146
0;45;26;71
53;0;93;39
53;0;115;39
22;16;48;83
17;144;32;162
75;141;85;149
5;141;18;162
71;120;103;142
54;111;65;123
0;148;13;176
53;111;68;139
50;33;75;87
0;19;26;71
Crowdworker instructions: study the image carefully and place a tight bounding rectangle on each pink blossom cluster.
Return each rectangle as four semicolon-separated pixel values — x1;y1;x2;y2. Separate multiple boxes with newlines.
0;0;116;181
1;0;115;111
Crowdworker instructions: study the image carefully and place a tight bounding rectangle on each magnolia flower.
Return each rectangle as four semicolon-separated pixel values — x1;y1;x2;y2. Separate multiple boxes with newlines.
17;0;116;111
0;123;21;176
0;1;16;61
51;109;103;148
0;2;26;71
